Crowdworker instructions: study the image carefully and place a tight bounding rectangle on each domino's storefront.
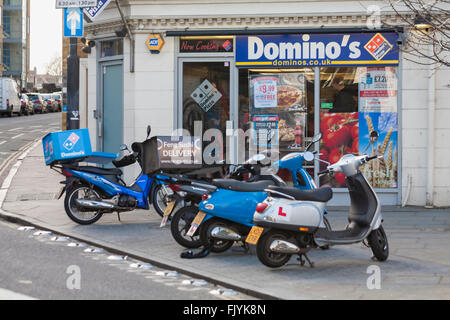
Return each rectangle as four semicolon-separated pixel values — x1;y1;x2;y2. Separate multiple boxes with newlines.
171;29;401;205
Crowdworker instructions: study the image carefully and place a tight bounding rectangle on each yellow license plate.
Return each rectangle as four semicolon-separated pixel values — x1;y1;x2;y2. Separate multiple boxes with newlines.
163;201;176;217
160;201;176;228
245;226;264;245
186;211;207;237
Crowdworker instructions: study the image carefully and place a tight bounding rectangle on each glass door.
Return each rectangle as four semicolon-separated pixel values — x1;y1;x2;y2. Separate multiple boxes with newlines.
179;59;236;165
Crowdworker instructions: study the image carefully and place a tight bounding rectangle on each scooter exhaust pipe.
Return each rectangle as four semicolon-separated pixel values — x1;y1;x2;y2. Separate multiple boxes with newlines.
210;226;242;241
269;240;300;254
75;199;117;210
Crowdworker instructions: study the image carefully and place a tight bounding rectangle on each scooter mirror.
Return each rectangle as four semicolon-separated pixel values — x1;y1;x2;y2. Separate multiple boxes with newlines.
303;151;314;162
312;133;322;143
119;144;129;152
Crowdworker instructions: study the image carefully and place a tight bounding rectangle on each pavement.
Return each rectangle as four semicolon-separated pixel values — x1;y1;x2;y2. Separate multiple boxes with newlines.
1;141;449;300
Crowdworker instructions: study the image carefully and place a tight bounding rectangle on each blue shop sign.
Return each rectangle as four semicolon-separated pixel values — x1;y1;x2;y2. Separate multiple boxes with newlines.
236;32;399;68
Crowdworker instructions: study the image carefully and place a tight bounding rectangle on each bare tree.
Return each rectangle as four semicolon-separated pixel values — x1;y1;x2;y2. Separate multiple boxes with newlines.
45;56;63;76
384;0;450;67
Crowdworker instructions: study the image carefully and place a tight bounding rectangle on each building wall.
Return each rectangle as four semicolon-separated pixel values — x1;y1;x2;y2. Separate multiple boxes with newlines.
84;0;450;207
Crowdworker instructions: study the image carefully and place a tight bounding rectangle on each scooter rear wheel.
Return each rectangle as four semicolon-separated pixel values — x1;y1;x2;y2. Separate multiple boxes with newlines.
256;230;292;268
64;185;103;225
170;206;202;248
199;218;235;253
368;225;389;261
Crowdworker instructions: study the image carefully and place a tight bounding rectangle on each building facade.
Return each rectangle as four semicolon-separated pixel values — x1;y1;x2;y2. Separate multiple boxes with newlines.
82;0;450;207
2;0;30;88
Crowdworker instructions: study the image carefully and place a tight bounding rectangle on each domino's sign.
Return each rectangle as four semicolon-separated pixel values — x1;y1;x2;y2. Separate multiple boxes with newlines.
84;0;112;21
235;32;399;68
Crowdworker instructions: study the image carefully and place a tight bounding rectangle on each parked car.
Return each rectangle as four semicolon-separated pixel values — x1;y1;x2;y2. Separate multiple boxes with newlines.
42;94;58;112
0;77;21;117
20;94;34;115
28;93;48;114
52;93;62;112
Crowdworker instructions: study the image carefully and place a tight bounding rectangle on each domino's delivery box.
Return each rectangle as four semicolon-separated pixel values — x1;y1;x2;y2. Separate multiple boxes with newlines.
42;129;93;165
142;136;203;174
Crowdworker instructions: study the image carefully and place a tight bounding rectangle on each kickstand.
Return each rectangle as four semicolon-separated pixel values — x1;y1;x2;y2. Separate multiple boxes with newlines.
180;239;214;259
297;253;315;268
117;212;121;222
232;242;250;254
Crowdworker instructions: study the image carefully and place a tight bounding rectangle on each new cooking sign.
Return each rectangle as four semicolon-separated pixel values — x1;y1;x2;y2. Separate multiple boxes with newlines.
235;32;399;68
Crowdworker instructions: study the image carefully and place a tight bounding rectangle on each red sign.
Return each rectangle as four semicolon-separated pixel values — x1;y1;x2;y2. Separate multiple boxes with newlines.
180;38;234;53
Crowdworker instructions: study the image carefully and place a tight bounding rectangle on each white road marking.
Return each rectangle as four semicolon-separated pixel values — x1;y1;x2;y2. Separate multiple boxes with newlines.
0;141;6;146
11;133;24;139
0;288;36;300
8;127;23;132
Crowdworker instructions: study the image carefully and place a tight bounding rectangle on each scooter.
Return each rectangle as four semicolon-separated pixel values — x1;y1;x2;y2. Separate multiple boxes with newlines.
177;134;331;258
53;126;172;225
249;153;388;268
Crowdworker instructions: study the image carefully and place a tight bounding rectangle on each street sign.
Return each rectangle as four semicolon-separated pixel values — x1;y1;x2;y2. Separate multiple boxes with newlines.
84;0;112;21
56;0;98;9
64;8;83;38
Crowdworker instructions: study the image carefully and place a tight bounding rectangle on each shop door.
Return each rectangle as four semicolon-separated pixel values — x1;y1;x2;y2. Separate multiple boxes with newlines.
100;62;123;154
179;59;236;164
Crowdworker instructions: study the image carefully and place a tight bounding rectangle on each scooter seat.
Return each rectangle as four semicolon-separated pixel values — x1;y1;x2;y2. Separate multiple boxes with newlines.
211;179;274;192
266;185;333;202
67;165;123;176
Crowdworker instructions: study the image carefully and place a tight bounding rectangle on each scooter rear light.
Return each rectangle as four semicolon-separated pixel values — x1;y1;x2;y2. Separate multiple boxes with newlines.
202;194;210;201
256;202;268;213
169;184;181;192
62;170;73;177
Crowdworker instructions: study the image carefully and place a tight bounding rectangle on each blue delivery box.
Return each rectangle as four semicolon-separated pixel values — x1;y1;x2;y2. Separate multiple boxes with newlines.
42;129;92;165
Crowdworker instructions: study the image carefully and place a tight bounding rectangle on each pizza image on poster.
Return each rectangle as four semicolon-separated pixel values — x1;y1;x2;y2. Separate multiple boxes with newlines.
359;112;398;188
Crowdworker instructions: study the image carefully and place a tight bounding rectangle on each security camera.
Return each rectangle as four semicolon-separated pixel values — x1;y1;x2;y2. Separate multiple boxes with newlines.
82;46;92;54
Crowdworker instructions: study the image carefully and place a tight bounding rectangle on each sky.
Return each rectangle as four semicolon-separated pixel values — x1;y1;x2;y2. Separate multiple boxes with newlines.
30;0;62;74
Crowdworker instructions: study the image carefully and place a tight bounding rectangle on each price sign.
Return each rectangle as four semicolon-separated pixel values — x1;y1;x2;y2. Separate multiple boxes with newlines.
56;0;98;8
252;76;278;108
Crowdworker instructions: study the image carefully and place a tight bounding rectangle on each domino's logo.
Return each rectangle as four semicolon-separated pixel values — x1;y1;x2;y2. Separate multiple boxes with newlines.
364;33;393;61
63;133;80;151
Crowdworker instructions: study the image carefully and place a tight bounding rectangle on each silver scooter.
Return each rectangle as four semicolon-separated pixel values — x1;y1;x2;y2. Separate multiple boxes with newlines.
248;153;389;268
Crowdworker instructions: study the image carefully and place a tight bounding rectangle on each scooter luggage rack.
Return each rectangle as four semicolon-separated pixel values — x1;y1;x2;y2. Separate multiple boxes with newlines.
264;188;295;200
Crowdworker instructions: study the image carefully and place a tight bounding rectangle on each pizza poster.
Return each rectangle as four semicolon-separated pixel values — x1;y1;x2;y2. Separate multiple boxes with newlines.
358;67;398;113
251;76;278;109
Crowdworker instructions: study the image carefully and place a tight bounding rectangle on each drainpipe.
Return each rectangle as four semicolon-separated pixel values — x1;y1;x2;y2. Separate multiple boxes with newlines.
425;43;435;208
115;0;135;73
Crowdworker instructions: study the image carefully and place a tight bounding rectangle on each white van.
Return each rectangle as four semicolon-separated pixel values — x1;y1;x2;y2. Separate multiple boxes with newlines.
0;78;21;117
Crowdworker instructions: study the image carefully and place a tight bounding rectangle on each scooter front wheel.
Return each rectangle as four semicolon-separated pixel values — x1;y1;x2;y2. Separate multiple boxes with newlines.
367;225;389;261
64;185;103;225
256;230;292;268
199;218;235;253
170;206;202;248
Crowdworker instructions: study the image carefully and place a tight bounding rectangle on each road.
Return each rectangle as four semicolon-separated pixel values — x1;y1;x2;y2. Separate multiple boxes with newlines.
0;112;61;166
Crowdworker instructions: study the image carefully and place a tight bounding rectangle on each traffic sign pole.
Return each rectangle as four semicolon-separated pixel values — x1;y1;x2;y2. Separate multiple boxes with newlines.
67;37;80;130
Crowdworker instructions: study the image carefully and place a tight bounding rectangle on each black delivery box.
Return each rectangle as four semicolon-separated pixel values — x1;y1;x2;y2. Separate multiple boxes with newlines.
141;136;203;174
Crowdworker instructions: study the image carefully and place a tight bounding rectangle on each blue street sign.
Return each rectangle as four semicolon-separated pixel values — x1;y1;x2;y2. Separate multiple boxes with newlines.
64;8;83;38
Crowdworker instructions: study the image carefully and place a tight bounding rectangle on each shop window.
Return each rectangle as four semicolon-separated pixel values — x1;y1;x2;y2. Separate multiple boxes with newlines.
238;68;315;184
100;40;123;58
319;67;398;189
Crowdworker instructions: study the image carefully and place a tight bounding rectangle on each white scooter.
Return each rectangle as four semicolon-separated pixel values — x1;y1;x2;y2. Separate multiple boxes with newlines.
248;153;389;268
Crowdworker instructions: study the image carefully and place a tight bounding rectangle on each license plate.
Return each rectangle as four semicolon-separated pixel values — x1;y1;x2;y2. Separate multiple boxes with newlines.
160;201;176;228
185;211;207;237
245;226;264;245
56;186;65;200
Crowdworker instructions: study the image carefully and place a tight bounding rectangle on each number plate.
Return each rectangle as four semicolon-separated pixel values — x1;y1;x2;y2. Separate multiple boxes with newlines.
185;211;207;237
56;186;66;200
160;201;176;227
245;226;264;245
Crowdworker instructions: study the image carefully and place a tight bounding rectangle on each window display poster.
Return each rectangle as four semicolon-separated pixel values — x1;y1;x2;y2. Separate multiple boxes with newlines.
252;114;279;146
319;112;359;188
252;76;278;108
359;112;398;188
358;67;398;112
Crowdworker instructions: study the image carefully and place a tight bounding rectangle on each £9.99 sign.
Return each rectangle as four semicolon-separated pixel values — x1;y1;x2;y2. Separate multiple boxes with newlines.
253;76;278;108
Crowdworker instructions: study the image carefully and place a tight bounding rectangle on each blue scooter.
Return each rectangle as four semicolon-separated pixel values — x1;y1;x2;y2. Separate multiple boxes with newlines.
53;126;170;225
175;134;330;258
